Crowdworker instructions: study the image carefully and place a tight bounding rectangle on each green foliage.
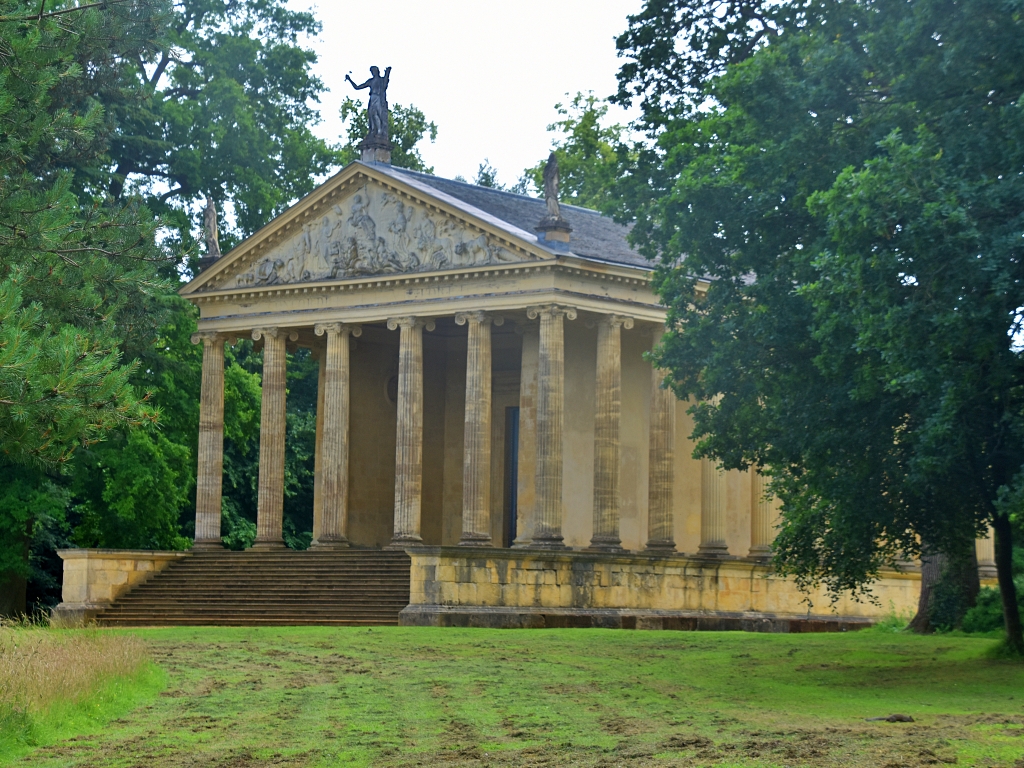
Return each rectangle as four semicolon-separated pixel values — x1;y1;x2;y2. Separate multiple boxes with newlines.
109;0;340;248
0;1;172;470
338;97;437;172
70;429;192;551
618;0;1024;639
0;467;67;581
524;92;628;212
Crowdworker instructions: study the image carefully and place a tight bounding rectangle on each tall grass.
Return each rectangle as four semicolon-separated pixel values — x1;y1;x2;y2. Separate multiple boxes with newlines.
0;625;148;735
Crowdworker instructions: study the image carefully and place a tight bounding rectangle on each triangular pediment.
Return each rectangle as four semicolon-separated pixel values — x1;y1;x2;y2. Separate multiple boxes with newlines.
184;164;544;295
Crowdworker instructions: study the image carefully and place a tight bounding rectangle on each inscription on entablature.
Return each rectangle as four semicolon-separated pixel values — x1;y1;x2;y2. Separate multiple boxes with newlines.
225;183;530;289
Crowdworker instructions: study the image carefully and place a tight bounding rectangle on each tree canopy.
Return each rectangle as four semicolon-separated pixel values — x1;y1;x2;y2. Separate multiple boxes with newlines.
616;0;1024;651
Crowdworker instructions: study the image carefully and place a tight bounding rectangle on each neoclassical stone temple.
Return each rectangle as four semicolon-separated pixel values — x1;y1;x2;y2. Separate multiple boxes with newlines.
55;101;1000;626
156;148;939;629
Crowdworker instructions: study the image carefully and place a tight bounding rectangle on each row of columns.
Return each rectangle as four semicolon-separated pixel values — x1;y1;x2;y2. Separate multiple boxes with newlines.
191;309;776;554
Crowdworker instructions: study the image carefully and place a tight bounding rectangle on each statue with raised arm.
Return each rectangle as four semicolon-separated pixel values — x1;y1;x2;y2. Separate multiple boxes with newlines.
346;66;392;145
542;152;561;220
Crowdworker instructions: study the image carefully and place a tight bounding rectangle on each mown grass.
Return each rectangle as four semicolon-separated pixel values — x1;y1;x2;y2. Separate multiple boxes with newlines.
7;625;1023;767
0;627;164;762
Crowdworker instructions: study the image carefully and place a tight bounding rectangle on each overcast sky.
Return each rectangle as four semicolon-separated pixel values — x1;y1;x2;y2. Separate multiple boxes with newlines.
291;0;644;186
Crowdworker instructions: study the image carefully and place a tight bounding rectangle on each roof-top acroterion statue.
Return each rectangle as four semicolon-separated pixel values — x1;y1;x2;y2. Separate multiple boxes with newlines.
346;65;392;164
536;152;572;244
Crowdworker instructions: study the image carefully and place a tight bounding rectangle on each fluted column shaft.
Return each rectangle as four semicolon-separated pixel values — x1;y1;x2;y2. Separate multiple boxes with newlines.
749;469;777;559
192;332;225;549
457;312;502;546
590;315;632;551
527;304;576;548
253;327;293;549
977;524;997;579
388;316;434;546
699;458;729;556
312;322;361;548
646;357;676;552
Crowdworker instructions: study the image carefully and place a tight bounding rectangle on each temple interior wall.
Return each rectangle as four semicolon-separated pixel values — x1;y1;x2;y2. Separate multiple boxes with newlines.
562;321;598;548
620;326;653;550
347;329;399;547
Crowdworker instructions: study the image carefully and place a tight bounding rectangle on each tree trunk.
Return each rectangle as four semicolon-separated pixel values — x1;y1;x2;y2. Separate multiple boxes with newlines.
909;551;945;633
992;513;1023;655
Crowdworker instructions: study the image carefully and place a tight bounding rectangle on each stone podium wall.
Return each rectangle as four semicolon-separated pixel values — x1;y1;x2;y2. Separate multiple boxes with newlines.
51;549;191;626
400;547;921;630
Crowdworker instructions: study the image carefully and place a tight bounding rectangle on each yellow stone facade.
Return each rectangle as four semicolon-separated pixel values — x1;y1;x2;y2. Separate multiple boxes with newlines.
59;158;956;628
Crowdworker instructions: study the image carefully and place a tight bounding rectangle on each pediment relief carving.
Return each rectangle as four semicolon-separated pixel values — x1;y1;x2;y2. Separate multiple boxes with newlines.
215;182;533;290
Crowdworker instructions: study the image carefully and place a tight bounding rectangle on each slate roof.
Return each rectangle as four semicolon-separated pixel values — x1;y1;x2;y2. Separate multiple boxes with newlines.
378;164;651;270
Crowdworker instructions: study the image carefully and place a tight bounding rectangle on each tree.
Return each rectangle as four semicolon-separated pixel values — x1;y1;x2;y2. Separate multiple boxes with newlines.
107;0;340;251
524;92;628;212
616;0;1024;651
0;0;174;612
338;97;437;172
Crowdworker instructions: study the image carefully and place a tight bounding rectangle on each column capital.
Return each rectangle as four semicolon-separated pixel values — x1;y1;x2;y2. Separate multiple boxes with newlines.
387;316;436;332
252;327;298;342
526;304;577;321
314;322;362;338
589;314;634;330
190;331;237;346
455;311;504;327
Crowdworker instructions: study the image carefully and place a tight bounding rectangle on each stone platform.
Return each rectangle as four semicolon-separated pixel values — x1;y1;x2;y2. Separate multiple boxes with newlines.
400;547;921;630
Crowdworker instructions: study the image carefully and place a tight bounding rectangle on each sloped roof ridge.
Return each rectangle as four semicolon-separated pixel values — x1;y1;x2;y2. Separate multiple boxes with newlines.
387;164;609;218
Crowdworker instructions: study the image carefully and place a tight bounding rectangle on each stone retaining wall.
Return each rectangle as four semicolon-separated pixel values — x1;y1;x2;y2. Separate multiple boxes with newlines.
51;549;191;627
400;547;921;630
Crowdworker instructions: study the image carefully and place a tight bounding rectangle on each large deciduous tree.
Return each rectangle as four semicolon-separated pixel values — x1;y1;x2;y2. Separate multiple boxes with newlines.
616;0;1024;651
107;0;340;249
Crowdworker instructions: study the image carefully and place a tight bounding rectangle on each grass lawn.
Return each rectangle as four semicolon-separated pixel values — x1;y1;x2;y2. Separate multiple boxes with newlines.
6;626;1024;767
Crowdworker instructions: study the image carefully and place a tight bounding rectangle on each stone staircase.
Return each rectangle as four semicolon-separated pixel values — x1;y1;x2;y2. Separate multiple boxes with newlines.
94;549;411;627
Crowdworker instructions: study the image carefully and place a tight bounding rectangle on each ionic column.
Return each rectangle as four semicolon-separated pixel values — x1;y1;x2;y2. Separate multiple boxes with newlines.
252;327;295;549
590;314;633;551
387;316;435;546
646;352;676;552
311;322;361;549
977;525;997;580
191;332;227;549
749;469;777;559
698;458;729;556
456;311;503;546
526;304;576;549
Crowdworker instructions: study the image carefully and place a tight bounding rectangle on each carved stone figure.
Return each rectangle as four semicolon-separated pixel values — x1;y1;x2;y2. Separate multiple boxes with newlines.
542;153;561;220
203;198;221;259
231;182;529;287
346;66;391;145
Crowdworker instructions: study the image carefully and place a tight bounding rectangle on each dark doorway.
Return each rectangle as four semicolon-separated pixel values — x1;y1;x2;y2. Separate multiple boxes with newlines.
503;406;520;547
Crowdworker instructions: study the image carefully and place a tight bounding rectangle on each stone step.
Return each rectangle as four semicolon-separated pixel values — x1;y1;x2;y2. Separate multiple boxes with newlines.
94;550;411;627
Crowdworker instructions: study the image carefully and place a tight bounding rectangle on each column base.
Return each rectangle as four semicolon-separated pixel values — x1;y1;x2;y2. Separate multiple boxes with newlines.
458;533;493;547
529;535;566;550
587;537;624;553
251;540;287;551
644;539;677;553
387;535;424;550
747;545;773;560
697;543;730;557
191;539;224;551
309;539;350;550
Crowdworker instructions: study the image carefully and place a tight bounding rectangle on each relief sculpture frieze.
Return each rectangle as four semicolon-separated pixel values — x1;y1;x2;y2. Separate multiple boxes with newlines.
232;183;527;288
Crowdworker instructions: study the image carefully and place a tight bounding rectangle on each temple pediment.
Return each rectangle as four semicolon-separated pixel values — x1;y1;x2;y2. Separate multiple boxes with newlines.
189;170;540;294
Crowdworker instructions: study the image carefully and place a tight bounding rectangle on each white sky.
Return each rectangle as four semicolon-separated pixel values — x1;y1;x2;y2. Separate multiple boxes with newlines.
291;0;644;186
